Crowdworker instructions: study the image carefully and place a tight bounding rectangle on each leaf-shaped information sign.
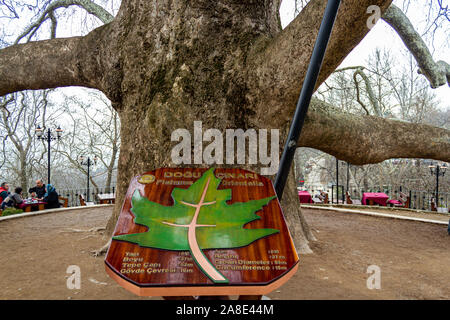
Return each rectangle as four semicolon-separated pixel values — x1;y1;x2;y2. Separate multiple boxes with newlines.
105;168;299;297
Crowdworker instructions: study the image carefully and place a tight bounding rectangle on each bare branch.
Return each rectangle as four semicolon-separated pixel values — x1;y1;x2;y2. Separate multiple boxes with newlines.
352;72;370;115
14;0;114;44
353;68;381;116
382;4;449;88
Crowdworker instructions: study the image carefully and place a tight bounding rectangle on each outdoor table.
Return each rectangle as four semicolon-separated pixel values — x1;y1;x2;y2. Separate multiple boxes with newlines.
97;193;116;204
298;190;313;204
22;199;47;212
362;193;389;206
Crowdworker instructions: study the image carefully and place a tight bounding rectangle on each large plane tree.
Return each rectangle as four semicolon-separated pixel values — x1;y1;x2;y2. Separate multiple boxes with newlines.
0;0;449;253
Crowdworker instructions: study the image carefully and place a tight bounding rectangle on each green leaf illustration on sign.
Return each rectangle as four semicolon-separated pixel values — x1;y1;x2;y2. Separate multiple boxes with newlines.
113;168;279;283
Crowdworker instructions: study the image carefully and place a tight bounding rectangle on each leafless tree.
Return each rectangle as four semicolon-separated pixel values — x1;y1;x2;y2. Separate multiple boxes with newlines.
58;89;120;192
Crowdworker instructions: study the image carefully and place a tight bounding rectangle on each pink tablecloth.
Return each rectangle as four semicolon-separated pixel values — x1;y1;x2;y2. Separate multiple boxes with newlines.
298;191;313;204
362;193;389;206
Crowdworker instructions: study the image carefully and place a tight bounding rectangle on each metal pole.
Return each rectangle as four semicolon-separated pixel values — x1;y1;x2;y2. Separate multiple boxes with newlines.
47;128;51;185
436;165;439;208
274;0;341;200
87;158;91;202
346;162;350;192
336;158;339;204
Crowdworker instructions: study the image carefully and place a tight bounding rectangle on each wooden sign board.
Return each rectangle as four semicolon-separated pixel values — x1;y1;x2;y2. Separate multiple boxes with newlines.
105;167;299;296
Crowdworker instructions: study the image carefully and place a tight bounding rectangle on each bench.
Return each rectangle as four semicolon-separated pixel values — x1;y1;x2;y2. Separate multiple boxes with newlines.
316;191;329;204
312;197;323;204
79;194;95;206
97;193;115;204
59;196;68;208
346;191;361;205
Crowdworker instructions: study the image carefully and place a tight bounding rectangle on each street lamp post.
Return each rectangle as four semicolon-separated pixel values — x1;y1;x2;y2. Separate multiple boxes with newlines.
333;158;346;204
336;158;339;204
35;125;63;185
429;163;447;208
346;162;350;193
79;156;98;202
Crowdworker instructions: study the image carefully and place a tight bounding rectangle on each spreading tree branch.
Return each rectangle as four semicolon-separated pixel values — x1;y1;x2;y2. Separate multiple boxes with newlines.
382;4;450;88
0;37;96;96
299;98;450;165
0;20;121;101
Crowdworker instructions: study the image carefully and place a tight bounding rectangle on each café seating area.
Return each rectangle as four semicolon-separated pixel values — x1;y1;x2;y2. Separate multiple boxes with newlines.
298;189;412;209
0;187;115;217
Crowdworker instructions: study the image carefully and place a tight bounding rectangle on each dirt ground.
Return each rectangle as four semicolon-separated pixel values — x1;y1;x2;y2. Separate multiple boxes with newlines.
0;206;449;300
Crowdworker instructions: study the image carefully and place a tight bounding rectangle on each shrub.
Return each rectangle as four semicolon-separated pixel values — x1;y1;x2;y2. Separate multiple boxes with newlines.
1;208;24;217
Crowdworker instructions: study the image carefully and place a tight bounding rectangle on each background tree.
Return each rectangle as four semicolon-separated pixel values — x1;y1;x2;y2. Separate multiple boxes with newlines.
0;90;62;190
296;43;448;198
59;89;120;193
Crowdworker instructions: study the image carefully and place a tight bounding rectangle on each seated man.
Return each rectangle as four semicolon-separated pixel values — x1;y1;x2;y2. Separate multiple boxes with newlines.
0;182;9;203
0;182;12;210
28;179;46;200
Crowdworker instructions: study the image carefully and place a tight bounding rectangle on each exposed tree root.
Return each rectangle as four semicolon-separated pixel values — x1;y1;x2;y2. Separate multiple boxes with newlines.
91;238;111;257
59;227;106;233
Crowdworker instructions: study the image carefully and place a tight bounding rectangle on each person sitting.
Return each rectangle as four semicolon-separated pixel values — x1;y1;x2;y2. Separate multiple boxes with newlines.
0;182;10;203
28;179;46;200
1;196;14;210
43;184;61;209
10;187;26;210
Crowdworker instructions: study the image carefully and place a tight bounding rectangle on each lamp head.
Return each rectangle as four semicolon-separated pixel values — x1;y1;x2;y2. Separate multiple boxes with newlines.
55;126;63;138
441;163;448;176
429;164;435;175
35;125;43;138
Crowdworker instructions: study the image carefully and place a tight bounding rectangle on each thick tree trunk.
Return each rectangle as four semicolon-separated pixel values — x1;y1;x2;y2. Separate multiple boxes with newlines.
19;155;28;192
104;0;319;252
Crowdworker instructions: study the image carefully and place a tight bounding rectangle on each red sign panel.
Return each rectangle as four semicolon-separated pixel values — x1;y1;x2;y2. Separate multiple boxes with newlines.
105;167;299;296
